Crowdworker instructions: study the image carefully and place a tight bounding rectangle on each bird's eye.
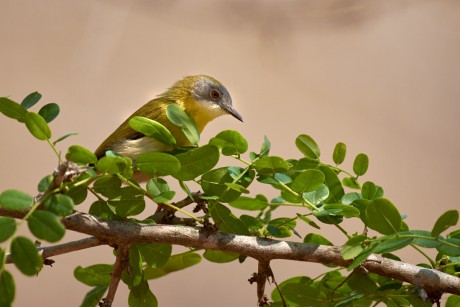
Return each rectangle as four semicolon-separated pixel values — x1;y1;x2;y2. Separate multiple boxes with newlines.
210;89;222;100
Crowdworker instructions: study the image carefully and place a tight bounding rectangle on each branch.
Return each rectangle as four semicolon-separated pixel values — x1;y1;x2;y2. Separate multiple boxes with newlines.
5;236;104;264
2;209;459;297
101;245;130;307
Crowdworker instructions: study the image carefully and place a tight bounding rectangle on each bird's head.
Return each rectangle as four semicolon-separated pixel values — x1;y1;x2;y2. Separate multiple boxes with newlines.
161;75;243;130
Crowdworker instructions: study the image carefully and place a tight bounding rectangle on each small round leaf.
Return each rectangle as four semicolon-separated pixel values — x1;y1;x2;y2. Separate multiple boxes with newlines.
295;134;320;159
333;142;346;165
291;169;325;194
353;153;369;176
27;210;66;242
38;103;60;123
10;236;43;276
66;145;97;164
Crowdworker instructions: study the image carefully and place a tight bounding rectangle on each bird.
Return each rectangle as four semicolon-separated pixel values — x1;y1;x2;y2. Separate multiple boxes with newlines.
95;75;243;162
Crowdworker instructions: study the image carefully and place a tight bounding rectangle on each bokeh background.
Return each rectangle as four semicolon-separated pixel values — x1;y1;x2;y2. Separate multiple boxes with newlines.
1;0;460;306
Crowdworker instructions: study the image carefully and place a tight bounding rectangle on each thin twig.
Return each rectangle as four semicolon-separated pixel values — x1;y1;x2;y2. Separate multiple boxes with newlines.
256;260;270;306
6;236;103;264
101;245;130;307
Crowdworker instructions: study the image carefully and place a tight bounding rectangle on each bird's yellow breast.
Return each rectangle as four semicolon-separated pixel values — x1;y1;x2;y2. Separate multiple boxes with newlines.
181;97;227;132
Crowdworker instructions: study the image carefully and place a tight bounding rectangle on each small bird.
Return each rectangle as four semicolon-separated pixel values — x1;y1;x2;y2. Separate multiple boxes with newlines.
95;75;243;161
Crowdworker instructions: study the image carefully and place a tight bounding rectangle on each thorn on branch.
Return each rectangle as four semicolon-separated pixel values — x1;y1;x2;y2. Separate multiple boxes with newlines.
44;259;55;267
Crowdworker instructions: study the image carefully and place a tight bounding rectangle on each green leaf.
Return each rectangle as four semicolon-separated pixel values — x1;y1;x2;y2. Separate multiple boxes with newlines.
319;165;344;203
201;167;254;203
144;252;201;279
10;236;43;276
172;145;219;181
402;230;442;248
0;189;33;211
21;92;42;109
64;184;88;205
436;238;460;256
80;285;108;307
128;246;142;287
89;200;117;220
53;132;78;145
347;243;377;270
37;174;53;193
203;250;239;263
209;202;250;235
27;210;65;242
137;243;172;268
268;218;297;238
253;156;291;175
43;194;75;216
282;283;327;305
333;142;346;165
166;104;200;145
295;134;320;159
304;233;333;245
341;192;360;205
342;177;360;189
38;103;60;123
146;178;176;203
446;295;460;307
334;293;365;307
320;204;360;218
353;153;369;176
291;169;325;194
366;198;401;235
373;237;413;254
93;176;122;199
271;276;312;303
137;152;180;176
109;187;145;217
65;145;97;164
347;269;377;294
351;199;371;225
0;217;16;242
303;184;329;205
74;264;113;286
260;135;271;157
229;196;268;211
292;157;320;170
128;280;157;307
342;235;367;260
432;210;459;237
296;214;321;230
129;116;176;147
96;156;129;174
24;111;51;140
361;181;384;200
209;130;248;155
0;97;27;122
240;215;264;235
0;270;15;307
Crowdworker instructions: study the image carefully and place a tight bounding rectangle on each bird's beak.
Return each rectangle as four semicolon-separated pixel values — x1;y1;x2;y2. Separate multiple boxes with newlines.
226;106;243;122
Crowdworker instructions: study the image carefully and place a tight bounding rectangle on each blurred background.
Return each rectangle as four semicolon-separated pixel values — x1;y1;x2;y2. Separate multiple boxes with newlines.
1;0;460;306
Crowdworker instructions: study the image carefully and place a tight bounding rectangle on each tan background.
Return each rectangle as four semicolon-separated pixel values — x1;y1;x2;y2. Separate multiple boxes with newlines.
1;0;460;306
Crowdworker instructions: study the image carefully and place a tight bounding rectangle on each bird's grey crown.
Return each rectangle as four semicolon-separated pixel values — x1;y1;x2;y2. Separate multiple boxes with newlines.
191;76;233;109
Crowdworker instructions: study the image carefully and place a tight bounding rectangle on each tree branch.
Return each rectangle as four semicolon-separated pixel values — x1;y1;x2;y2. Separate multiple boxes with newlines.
2;209;459;297
5;236;104;264
101;245;130;307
